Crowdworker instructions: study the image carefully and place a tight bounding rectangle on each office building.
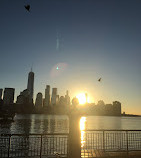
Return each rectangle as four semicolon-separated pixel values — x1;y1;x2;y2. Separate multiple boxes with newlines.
51;88;57;105
59;96;65;105
56;95;59;104
0;89;3;99
65;90;70;105
35;92;43;107
44;85;50;106
113;101;121;115
3;88;15;105
27;70;34;103
16;89;30;104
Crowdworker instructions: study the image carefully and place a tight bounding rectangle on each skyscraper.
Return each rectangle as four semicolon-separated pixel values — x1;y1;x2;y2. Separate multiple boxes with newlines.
51;88;57;105
113;101;121;116
0;89;3;99
27;69;34;103
65;90;70;105
35;92;43;108
16;89;30;104
3;88;15;105
44;85;50;106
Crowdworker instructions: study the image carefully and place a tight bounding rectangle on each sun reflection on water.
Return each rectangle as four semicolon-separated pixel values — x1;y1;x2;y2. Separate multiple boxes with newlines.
80;117;86;147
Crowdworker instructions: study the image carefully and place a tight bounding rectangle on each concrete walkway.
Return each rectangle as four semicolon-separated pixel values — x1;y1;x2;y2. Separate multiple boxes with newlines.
81;150;141;158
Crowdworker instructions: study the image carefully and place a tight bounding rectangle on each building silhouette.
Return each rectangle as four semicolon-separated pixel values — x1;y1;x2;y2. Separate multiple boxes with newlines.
0;89;3;99
51;88;57;105
113;101;121;116
3;88;15;105
27;69;34;103
59;96;66;106
44;85;50;106
16;89;30;104
35;92;43;108
65;90;70;105
56;95;59;104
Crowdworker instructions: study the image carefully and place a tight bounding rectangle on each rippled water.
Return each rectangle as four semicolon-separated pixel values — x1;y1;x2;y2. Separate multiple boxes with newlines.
0;114;141;134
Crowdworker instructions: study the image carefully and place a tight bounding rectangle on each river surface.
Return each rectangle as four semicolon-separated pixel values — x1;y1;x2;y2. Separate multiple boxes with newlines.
0;114;141;134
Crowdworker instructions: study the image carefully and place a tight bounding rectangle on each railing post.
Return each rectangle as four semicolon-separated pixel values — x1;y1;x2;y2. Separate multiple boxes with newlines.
68;112;81;158
40;135;42;158
8;135;11;158
103;131;105;151
67;135;69;158
126;131;128;154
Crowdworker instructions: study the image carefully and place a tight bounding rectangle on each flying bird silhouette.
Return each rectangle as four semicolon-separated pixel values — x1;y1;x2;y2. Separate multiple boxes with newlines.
98;78;101;82
24;5;30;12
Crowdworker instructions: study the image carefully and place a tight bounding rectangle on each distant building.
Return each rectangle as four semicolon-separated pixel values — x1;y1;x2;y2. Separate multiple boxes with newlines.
72;97;79;106
35;92;43;108
56;95;59;104
51;88;57;105
16;95;24;104
97;100;105;106
44;85;50;106
0;89;3;99
16;89;30;104
3;88;15;105
59;96;66;106
27;70;34;103
113;101;121;115
105;104;113;115
43;98;45;107
65;90;70;105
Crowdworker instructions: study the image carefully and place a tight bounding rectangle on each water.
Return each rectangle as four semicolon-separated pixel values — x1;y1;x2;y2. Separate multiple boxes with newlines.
0;114;141;134
1;114;141;157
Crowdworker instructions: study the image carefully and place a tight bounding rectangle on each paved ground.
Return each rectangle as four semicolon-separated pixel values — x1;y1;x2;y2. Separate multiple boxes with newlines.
81;150;141;158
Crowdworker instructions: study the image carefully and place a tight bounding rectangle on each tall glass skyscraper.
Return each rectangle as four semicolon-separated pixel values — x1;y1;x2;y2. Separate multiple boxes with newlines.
27;70;34;103
3;88;15;105
44;85;50;106
0;89;3;99
51;88;57;105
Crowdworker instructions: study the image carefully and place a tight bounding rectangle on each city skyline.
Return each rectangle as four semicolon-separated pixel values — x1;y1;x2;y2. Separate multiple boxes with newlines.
0;0;141;114
0;69;120;107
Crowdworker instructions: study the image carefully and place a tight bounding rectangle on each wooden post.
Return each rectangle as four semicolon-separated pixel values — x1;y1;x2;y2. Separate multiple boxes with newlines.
68;111;81;158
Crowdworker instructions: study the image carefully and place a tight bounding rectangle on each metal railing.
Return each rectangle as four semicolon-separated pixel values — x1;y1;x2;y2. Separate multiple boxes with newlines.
81;130;141;157
0;133;68;158
1;130;141;158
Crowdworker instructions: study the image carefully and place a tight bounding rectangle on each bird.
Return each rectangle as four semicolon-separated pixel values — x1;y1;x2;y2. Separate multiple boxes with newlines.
98;78;101;82
24;5;30;12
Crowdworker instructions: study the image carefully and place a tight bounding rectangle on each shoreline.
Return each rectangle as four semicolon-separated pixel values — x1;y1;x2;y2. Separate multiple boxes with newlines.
14;113;141;117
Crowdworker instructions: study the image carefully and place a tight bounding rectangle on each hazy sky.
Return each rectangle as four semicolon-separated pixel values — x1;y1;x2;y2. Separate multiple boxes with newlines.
0;0;141;114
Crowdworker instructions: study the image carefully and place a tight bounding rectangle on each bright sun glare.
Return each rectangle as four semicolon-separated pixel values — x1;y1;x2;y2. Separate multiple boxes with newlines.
76;93;90;104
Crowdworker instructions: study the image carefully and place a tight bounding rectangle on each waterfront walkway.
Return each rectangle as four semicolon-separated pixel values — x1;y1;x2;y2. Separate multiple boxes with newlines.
1;130;141;158
82;150;141;158
5;151;141;158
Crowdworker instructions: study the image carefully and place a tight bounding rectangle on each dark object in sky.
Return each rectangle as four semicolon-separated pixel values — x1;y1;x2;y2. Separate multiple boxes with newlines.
98;78;101;82
24;5;30;12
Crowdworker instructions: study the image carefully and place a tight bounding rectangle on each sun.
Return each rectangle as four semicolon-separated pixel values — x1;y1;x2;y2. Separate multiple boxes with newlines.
76;93;89;104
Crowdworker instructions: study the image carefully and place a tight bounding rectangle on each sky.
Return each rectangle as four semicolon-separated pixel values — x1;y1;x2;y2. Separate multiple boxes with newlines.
0;0;141;114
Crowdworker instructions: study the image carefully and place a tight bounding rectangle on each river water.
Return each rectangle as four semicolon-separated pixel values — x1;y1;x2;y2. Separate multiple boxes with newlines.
0;114;141;134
